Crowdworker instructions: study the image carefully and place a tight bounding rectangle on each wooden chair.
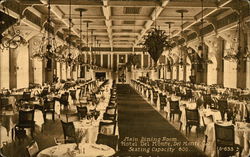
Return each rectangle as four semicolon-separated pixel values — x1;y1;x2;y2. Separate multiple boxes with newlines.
96;134;118;151
61;120;76;143
43;99;56;122
169;101;181;122
214;124;242;157
98;121;116;135
14;110;35;138
26;140;39;157
185;109;200;137
76;106;87;119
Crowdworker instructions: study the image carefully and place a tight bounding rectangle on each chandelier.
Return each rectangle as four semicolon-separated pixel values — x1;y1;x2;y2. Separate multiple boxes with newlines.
175;10;190;68
223;0;250;63
75;8;87;65
31;0;57;61
0;6;27;50
197;0;213;65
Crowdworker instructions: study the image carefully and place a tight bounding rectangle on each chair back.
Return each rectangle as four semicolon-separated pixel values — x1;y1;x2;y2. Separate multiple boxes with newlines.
23;92;31;101
96;134;118;150
41;88;49;97
77;106;87;119
98;121;116;135
169;101;180;111
210;87;218;95
61;120;76;142
26;140;39;157
106;106;117;115
103;113;116;121
19;110;35;123
61;93;69;102
214;124;235;147
185;109;199;122
159;94;166;104
186;89;192;98
69;90;77;100
44;100;55;111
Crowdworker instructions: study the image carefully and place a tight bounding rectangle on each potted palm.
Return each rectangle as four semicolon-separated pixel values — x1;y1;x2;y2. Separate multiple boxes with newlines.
141;28;173;67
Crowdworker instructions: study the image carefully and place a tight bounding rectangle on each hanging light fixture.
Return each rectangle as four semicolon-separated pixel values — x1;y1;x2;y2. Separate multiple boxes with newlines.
223;0;250;63
175;9;190;68
140;2;172;65
65;0;74;66
83;20;92;65
0;5;27;50
32;0;57;61
75;8;87;65
198;0;213;64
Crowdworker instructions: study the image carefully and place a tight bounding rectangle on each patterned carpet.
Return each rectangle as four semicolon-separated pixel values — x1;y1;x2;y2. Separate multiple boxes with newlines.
116;84;207;157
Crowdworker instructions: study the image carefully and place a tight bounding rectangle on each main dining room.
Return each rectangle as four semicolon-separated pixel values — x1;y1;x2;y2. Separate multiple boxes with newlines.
0;0;250;157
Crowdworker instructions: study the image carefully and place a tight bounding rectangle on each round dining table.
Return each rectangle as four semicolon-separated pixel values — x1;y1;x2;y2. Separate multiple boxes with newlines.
37;143;116;157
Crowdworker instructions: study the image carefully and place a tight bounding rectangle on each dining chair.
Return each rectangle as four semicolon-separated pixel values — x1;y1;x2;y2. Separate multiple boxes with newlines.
26;140;39;157
185;109;200;137
210;87;218;95
175;87;182;97
69;90;77;101
61;120;76;143
184;89;193;100
59;92;69;109
40;88;49;98
19;92;32;105
169;100;181;122
214;123;242;157
96;133;118;151
76;106;88;119
14;109;35;138
152;90;158;105
103;113;117;121
98;121;116;135
0;97;12;110
105;106;117;115
217;99;228;121
203;94;216;109
159;93;167;110
43;99;56;122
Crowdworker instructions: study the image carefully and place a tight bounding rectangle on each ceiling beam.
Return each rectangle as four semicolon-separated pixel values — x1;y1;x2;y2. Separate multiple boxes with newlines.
172;0;233;38
134;0;170;46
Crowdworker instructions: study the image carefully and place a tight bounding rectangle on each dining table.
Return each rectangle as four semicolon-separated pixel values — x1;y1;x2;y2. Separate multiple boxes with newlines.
37;143;116;157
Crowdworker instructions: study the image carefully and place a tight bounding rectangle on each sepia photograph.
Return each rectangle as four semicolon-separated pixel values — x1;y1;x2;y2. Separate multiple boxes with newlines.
0;0;250;156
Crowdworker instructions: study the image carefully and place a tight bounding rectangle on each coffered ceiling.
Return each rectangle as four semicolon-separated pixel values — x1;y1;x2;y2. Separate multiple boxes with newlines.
1;0;250;50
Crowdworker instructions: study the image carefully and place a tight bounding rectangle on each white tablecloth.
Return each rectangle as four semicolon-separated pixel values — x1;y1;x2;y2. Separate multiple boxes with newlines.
37;143;115;157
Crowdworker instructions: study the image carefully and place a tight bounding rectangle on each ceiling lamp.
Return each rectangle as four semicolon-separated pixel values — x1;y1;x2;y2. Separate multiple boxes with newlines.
198;0;213;65
75;8;87;65
65;0;75;66
175;9;190;68
31;0;58;61
83;20;92;65
0;6;26;50
223;0;250;63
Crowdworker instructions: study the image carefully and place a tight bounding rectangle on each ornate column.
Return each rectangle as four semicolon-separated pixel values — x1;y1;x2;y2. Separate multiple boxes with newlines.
29;35;44;85
0;48;10;89
245;22;250;89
